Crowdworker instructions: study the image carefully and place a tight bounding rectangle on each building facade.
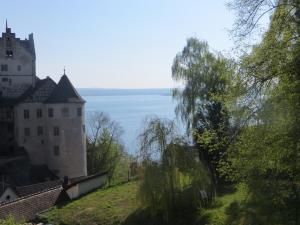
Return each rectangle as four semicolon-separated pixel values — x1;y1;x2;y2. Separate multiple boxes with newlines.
0;23;87;180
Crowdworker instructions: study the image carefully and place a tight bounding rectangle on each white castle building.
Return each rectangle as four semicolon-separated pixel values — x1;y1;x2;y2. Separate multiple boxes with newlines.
0;22;87;180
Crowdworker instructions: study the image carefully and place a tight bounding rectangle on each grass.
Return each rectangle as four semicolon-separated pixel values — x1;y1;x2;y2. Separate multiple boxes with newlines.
0;215;26;225
201;185;247;225
43;181;139;225
42;181;247;225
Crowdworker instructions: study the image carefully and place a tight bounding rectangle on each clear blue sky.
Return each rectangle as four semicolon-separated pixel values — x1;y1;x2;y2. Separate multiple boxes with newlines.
1;0;235;88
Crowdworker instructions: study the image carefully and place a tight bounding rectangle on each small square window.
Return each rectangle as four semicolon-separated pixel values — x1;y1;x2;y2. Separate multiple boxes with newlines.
37;109;42;118
24;127;30;136
54;146;60;156
77;107;82;117
24;109;30;119
48;108;54;118
17;65;21;71
6;50;13;57
54;127;59;136
37;126;43;136
1;64;8;71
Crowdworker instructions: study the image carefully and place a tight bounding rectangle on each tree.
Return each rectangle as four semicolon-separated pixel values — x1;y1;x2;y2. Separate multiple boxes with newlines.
227;0;300;48
138;116;212;221
86;112;124;184
172;38;234;185
223;1;300;224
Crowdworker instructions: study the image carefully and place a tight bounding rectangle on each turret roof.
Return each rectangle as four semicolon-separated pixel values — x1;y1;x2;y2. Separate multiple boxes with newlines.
45;74;85;103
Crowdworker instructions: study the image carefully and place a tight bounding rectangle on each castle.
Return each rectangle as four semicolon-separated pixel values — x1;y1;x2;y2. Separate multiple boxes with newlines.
0;22;87;182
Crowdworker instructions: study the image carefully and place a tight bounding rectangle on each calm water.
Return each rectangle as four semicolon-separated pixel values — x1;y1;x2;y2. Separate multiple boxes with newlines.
78;89;178;154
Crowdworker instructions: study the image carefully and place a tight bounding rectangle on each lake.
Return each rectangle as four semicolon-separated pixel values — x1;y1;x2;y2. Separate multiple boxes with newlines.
78;88;179;154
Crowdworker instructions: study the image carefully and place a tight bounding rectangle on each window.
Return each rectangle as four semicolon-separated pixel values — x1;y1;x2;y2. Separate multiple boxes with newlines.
1;78;8;82
82;124;85;133
61;107;69;117
37;126;43;136
17;65;21;71
24;127;30;136
54;146;60;156
48;108;53;118
37;109;42;118
24;109;29;119
77;107;82;117
1;64;8;71
54;127;59;136
6;50;13;57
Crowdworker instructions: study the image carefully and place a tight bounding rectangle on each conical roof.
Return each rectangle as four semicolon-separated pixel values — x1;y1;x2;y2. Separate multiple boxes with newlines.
45;75;85;103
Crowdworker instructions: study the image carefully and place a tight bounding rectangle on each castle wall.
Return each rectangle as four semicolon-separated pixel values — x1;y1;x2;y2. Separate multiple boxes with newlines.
44;103;87;179
14;102;87;179
14;103;47;165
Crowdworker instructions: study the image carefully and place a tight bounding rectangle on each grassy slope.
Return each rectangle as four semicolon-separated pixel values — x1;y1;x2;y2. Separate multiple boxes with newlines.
44;182;139;225
43;181;246;225
201;186;247;225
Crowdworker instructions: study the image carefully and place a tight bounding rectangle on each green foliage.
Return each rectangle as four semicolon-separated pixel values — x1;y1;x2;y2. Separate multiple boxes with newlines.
172;38;232;129
222;1;300;224
138;117;212;222
172;38;234;183
202;184;247;225
43;180;246;225
0;216;25;225
111;151;136;184
86;112;125;183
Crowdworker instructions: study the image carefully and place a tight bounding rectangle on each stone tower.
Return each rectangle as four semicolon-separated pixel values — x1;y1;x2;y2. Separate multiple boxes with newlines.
0;21;36;98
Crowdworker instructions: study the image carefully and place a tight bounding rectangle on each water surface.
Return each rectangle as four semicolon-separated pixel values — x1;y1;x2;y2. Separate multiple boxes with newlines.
78;89;178;154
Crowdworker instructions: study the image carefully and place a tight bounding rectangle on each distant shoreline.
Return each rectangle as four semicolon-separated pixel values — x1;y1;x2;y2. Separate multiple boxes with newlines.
77;88;173;97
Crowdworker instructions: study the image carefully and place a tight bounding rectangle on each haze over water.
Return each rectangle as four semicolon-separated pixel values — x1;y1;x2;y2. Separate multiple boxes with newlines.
78;88;179;154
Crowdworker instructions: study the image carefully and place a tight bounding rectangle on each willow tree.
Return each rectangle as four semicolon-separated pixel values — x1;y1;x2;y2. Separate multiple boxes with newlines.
172;38;234;185
138;116;211;221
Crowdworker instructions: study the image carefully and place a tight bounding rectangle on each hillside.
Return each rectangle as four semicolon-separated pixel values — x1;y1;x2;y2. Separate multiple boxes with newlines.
41;181;245;225
43;182;139;225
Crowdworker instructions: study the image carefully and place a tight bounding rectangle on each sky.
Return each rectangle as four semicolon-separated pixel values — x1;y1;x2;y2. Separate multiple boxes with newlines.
1;0;236;88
